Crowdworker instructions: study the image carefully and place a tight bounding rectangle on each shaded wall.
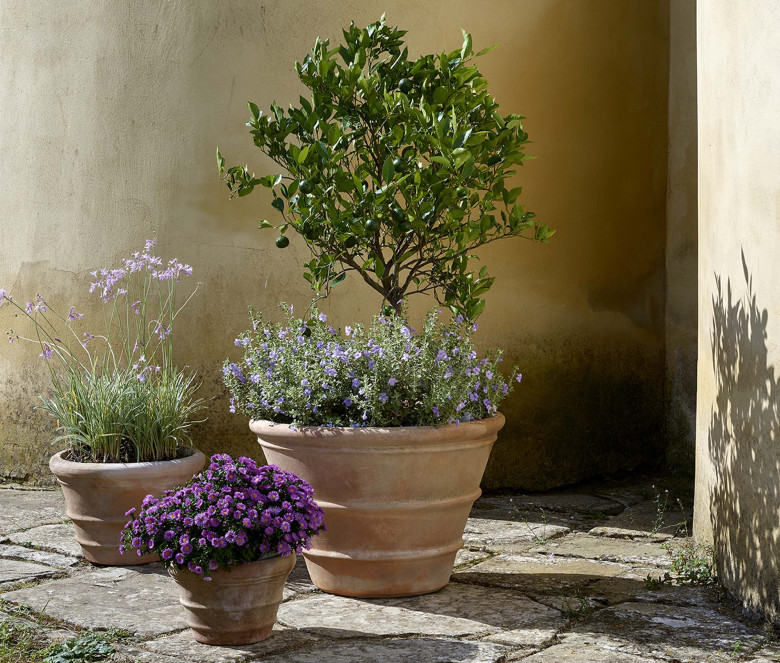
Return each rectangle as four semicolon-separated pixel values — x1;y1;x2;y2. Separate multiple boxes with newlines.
693;0;780;623
0;1;671;489
664;0;698;473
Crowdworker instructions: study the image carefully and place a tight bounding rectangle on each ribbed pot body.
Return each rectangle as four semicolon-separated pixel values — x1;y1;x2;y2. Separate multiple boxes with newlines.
49;449;206;565
170;555;296;645
250;414;505;598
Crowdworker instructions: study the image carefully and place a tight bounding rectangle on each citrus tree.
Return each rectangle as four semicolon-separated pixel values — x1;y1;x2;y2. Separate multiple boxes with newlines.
218;16;553;319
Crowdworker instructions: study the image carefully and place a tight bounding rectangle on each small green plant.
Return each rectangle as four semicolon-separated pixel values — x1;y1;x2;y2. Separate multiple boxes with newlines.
644;571;673;589
559;592;593;621
729;640;743;659
219;16;553;319
650;485;671;534
0;619;49;663
665;539;716;585
650;485;689;535
41;630;123;663
509;501;550;545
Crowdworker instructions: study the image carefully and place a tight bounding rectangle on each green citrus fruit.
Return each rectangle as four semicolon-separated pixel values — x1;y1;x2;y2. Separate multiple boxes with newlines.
299;179;314;194
275;236;290;248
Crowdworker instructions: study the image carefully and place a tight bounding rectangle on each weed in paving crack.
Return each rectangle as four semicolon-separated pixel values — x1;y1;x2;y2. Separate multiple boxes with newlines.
644;539;716;587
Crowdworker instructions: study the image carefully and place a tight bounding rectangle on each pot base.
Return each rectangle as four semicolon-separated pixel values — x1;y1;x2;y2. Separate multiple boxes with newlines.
303;543;461;598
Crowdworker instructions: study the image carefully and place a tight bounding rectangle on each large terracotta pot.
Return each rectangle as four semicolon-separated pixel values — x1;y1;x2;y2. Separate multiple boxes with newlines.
49;448;206;565
169;554;296;645
250;413;505;598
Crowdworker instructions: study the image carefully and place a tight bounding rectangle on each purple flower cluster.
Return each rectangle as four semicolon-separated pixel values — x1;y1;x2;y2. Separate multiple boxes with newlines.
120;454;325;579
89;239;192;303
223;304;519;428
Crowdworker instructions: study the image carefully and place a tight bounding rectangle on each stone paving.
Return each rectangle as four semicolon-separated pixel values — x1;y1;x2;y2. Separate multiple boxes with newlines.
0;477;776;662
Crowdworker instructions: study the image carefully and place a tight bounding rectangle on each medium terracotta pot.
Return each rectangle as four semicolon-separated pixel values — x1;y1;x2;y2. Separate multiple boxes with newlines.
250;413;505;598
49;448;206;565
169;554;295;645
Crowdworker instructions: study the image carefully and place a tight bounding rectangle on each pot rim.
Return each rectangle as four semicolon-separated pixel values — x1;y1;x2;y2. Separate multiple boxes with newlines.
168;552;296;579
49;447;206;478
249;412;505;444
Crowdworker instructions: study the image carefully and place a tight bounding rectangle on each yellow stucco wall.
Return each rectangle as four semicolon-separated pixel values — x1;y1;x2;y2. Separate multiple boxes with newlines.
693;0;780;623
0;1;672;488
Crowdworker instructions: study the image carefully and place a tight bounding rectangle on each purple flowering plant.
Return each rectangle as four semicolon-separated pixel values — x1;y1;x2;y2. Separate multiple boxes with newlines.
120;454;325;579
224;304;519;427
0;239;205;462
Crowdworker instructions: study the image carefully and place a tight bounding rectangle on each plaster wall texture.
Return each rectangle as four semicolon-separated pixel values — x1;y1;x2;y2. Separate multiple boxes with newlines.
0;1;671;488
693;0;780;623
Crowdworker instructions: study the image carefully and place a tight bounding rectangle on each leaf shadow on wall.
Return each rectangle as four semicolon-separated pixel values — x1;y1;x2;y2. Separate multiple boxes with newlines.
708;252;780;619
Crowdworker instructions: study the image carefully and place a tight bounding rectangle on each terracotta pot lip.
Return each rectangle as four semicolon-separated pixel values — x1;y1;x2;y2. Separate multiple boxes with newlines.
168;552;295;578
250;412;505;441
49;447;206;477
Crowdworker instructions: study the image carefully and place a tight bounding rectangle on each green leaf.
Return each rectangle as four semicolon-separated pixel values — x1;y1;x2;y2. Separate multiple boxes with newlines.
432;87;450;104
382;157;395;183
271;198;284;212
258;220;272;229
475;44;499;57
329;271;347;287
297;146;310;164
374;257;385;278
460;30;473;60
507;186;523;204
248;102;260;121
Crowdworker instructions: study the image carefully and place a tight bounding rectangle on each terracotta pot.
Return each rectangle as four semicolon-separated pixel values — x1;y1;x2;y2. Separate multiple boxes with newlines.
49;448;206;565
250;413;505;598
169;554;295;645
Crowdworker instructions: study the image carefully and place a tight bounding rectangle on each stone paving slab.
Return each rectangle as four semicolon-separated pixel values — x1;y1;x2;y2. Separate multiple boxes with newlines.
746;643;780;662
1;564;186;636
454;548;491;569
0;543;79;569
588;572;722;607
127;626;319;662
277;583;563;645
283;556;318;601
464;517;570;552
454;552;641;615
0;558;60;585
479;493;624;517
567;602;767;662
519;638;658;662
4;524;83;558
455;553;632;592
0;609;76;644
592;499;689;538
532;533;671;567
587;526;673;542
0;488;65;535
256;637;511;663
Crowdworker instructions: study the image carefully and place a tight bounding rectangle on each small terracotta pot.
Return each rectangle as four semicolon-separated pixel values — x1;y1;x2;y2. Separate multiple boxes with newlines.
169;554;296;645
250;413;505;598
49;448;206;565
